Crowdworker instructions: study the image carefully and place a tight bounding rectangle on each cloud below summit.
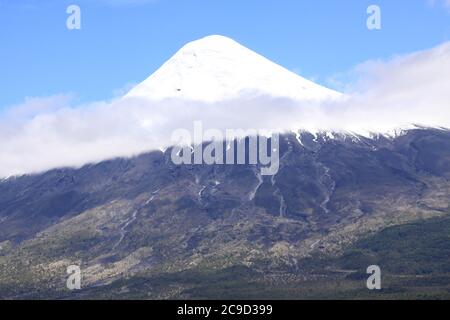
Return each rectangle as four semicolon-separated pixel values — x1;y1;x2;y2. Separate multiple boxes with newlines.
1;41;450;178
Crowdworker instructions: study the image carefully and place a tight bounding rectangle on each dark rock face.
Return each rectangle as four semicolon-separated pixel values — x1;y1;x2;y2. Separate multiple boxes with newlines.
0;128;449;298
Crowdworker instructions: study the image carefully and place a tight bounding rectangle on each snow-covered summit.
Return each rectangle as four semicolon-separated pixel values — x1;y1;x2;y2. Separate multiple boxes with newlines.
125;35;342;102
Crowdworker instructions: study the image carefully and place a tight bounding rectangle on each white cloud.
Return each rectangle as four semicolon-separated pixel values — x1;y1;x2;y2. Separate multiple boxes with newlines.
0;95;72;120
1;41;450;178
427;0;450;11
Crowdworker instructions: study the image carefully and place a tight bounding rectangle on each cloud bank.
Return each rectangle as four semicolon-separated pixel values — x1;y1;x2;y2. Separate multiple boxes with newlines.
1;42;450;178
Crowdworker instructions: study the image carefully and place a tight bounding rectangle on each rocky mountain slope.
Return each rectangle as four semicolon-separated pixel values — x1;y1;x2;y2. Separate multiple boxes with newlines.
1;128;449;299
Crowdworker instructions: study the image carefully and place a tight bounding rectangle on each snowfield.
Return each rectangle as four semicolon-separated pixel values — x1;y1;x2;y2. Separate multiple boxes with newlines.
125;35;342;102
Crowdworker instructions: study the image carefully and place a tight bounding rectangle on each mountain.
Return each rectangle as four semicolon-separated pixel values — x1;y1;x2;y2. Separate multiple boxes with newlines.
124;35;342;102
1;36;450;299
1;128;450;299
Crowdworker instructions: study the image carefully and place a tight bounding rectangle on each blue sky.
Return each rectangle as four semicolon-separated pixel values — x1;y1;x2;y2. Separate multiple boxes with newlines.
0;0;449;109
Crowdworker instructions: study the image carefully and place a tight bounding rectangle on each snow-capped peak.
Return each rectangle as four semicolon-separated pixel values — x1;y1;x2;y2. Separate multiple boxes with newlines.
125;35;342;102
